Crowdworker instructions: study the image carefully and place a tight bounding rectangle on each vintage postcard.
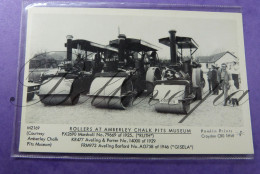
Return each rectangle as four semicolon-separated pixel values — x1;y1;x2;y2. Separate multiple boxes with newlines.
18;7;253;155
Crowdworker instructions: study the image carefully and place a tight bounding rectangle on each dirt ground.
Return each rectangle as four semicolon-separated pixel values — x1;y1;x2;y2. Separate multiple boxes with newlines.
25;86;244;127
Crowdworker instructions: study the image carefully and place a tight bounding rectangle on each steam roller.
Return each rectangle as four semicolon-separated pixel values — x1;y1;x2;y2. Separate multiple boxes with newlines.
38;35;118;105
152;30;205;114
88;34;162;109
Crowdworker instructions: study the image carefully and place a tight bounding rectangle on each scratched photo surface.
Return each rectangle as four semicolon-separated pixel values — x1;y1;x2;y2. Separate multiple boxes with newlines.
22;8;250;127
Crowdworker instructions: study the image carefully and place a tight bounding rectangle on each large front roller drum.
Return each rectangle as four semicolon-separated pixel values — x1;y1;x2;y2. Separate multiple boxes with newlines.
38;77;80;105
146;67;161;94
152;83;190;114
155;101;190;114
89;77;133;109
39;94;80;105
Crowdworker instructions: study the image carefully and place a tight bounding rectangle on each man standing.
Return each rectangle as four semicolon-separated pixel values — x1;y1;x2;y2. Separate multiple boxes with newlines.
211;65;219;95
220;63;232;106
207;68;212;92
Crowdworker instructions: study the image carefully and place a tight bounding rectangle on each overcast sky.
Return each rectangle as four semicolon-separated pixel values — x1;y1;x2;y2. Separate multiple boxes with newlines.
27;8;240;60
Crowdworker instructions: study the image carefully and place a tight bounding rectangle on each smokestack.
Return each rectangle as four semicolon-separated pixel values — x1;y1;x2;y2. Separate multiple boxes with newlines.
169;30;177;65
66;35;73;61
118;34;126;63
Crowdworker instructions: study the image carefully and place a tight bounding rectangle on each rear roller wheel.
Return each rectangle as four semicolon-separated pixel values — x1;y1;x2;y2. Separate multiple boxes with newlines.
71;94;80;105
181;102;190;114
146;82;154;95
146;67;161;94
195;87;203;100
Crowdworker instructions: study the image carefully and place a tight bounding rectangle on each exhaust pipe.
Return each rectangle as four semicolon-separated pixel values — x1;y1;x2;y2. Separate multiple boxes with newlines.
169;30;178;65
66;35;73;61
118;34;126;64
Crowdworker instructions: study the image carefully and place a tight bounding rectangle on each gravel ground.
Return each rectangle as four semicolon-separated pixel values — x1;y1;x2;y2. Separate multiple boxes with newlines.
25;90;244;127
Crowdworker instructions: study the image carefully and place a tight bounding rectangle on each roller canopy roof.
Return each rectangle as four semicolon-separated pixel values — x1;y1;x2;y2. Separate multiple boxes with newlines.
109;38;159;52
159;36;199;49
66;39;118;53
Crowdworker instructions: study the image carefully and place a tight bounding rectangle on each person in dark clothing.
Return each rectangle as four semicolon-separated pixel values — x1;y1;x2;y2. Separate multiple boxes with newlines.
207;68;212;92
197;63;205;88
93;53;104;73
211;65;219;95
149;51;157;66
74;54;85;71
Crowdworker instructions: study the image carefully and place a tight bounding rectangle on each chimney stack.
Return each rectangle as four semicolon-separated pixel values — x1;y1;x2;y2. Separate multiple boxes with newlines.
169;30;178;65
66;35;73;61
118;34;126;63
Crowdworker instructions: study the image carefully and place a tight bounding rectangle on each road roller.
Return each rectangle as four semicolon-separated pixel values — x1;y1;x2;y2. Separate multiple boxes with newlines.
152;30;205;114
88;34;161;109
38;35;118;105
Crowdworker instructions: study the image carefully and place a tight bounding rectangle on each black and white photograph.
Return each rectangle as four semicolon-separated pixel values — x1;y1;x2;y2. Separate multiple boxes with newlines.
18;7;253;154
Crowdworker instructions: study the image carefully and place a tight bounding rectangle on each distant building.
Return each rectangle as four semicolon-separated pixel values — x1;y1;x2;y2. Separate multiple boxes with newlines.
197;51;240;88
197;51;238;72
